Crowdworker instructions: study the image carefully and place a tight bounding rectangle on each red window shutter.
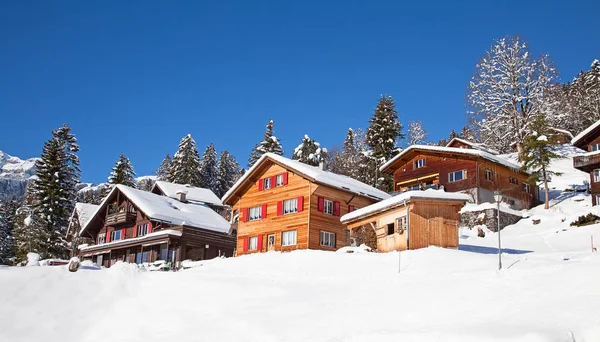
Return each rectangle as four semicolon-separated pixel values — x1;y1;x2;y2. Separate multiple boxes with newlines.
242;208;249;222
348;205;355;212
317;197;324;212
261;204;267;218
297;196;304;212
283;172;289;185
334;201;340;216
243;237;249;252
148;222;153;234
121;228;126;240
270;176;276;187
132;226;137;238
257;234;264;251
106;231;111;243
258;179;263;191
277;201;283;216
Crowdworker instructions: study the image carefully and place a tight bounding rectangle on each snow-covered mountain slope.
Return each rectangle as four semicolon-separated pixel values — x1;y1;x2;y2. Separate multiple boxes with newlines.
1;192;599;341
0;150;38;199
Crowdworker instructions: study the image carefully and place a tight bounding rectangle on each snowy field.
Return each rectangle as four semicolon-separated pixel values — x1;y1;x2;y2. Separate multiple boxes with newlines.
2;194;600;342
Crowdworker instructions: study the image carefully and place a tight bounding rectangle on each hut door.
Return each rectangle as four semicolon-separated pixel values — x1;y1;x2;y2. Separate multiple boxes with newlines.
267;234;275;251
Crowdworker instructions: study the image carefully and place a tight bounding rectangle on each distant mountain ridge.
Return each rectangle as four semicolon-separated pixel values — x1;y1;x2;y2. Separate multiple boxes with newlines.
0;150;39;200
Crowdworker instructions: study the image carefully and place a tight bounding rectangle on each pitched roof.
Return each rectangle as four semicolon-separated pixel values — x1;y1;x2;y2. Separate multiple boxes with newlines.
74;203;99;227
380;145;527;174
571;120;600;147
152;181;223;206
222;153;391;203
340;190;470;223
80;185;230;236
446;138;500;155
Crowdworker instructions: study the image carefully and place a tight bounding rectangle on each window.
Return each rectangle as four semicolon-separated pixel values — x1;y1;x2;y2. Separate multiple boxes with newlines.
592;143;600;152
485;169;494;181
407;184;421;191
596;194;600;206
248;236;258;250
276;174;284;186
283;198;298;214
449;170;467;182
387;223;395;235
249;206;262;221
324;199;334;215
137;223;149;237
509;177;519;185
320;231;335;247
282;230;297;246
414;158;426;169
263;177;272;190
98;233;106;244
522;183;531;193
397;216;407;231
594;170;600;183
110;230;121;241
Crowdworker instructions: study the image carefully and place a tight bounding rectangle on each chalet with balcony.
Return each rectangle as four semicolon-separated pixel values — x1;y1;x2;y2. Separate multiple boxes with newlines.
77;184;235;267
379;141;537;209
572;120;600;205
221;153;390;255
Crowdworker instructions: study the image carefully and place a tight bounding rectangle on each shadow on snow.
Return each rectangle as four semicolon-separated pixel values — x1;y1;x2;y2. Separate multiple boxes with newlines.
459;244;533;255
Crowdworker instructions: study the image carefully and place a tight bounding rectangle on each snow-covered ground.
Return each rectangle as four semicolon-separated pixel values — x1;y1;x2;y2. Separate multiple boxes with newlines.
2;195;600;341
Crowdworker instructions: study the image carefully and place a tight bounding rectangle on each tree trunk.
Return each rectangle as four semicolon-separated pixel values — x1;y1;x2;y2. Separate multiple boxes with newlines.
542;166;549;209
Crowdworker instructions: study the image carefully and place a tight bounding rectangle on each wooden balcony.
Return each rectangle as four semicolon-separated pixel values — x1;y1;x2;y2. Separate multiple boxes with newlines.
573;153;600;172
105;212;136;225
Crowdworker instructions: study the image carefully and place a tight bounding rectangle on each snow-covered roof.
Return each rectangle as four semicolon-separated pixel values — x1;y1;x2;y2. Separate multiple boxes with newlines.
571;120;600;146
340;190;470;223
550;127;574;139
380;145;527;174
446;138;500;155
222;153;391;203
80;185;230;236
74;203;99;228
152;181;223;206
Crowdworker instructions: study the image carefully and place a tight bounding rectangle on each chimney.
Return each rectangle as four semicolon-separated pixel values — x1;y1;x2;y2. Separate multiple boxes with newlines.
319;160;325;170
176;191;187;202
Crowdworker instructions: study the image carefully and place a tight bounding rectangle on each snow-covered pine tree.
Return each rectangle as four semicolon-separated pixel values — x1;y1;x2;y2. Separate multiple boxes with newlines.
137;178;155;192
108;154;137;188
0;199;18;265
366;95;403;163
216;151;241;198
30;124;80;259
169;134;202;186
12;187;49;262
199;143;219;194
520;114;563;209
248;119;284;167
468;36;556;154
292;135;328;167
406;121;428;146
155;154;172;181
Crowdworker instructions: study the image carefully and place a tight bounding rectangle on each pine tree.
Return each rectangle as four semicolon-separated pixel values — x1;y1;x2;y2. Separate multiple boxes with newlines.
199;143;219;194
336;128;361;178
292;135;327;167
248;119;284;167
137;178;155;192
169;134;202;186
12;187;48;262
520;114;563;209
0;199;17;265
406;121;428;146
31;124;80;259
108;154;137;188
155;154;172;181
216;151;241;198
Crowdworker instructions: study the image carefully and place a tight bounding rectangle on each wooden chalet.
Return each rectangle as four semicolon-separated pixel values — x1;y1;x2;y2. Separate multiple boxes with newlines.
221;153;390;255
572;120;600;205
379;140;537;209
77;184;235;267
341;190;470;252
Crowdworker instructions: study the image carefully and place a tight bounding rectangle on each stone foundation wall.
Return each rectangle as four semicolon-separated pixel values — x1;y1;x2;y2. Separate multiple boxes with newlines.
459;208;523;232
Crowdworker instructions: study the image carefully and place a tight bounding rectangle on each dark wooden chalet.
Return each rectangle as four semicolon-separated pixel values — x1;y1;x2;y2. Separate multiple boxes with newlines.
572;120;600;205
77;184;235;267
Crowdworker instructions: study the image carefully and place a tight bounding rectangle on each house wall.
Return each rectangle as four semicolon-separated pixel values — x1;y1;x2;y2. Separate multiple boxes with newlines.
346;206;410;252
476;159;535;209
408;200;462;250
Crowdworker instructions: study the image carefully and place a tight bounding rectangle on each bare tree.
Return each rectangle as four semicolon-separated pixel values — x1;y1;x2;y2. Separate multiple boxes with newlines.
406;120;428;146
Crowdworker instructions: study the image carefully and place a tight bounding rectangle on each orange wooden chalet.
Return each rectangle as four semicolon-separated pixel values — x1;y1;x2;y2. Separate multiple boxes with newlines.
221;153;390;255
572;120;600;205
76;184;235;267
379;139;537;209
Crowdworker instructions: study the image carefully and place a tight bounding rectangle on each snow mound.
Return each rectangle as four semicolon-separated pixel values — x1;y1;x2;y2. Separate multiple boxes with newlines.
26;252;40;266
336;244;372;253
107;261;145;273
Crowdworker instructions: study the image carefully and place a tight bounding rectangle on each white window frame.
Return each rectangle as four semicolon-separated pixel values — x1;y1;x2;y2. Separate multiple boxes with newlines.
596;195;600;206
320;231;335;247
276;174;284;186
414;158;426;169
249;206;262;221
248;236;258;250
137;223;148;237
397;216;407;231
485;169;493;181
448;170;467;182
594;170;600;183
282;230;297;246
263;177;272;190
323;199;334;215
110;230;121;241
98;233;106;244
523;183;531;193
283;198;298;214
592;143;600;152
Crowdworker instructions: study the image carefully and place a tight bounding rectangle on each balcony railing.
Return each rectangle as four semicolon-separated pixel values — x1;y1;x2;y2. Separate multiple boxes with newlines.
105;212;136;225
573;153;600;171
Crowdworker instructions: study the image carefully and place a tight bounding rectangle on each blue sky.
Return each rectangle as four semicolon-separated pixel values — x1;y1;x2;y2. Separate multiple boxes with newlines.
0;1;598;183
